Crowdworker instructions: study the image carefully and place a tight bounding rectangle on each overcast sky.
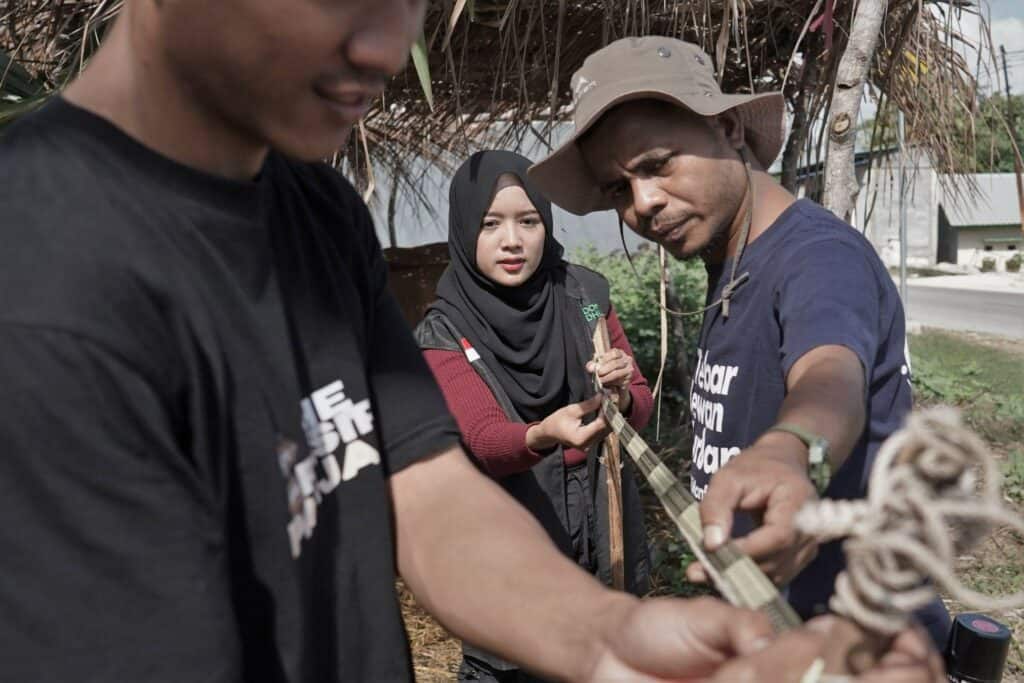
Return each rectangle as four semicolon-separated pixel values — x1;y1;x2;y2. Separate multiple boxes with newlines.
852;1;1022;134
954;0;1024;96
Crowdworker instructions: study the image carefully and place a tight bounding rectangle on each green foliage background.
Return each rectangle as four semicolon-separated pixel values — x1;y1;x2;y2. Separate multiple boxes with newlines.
571;245;707;412
910;330;1024;446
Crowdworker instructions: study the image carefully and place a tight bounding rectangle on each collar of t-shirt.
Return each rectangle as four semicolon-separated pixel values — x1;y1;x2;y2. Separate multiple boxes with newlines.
705;198;810;296
46;96;270;221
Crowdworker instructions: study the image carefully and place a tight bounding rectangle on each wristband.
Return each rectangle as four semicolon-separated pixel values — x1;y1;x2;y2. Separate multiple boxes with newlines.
766;422;831;495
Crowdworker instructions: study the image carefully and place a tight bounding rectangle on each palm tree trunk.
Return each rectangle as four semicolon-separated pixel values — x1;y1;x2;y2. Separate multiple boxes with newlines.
821;0;888;221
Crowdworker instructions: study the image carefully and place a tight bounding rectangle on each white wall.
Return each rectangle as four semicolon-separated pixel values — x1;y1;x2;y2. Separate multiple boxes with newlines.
856;150;938;264
957;227;1024;270
363;125;648;257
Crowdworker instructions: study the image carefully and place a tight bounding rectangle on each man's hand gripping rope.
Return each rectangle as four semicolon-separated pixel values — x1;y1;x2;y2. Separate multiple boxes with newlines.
588;318;1024;681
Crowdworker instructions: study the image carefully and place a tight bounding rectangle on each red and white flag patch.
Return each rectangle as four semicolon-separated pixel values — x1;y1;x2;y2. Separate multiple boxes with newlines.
460;338;481;363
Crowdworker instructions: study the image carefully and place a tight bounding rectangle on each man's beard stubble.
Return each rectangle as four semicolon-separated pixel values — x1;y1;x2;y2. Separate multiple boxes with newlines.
698;220;731;262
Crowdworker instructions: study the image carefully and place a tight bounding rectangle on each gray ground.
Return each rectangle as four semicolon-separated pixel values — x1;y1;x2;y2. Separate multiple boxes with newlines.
905;285;1024;339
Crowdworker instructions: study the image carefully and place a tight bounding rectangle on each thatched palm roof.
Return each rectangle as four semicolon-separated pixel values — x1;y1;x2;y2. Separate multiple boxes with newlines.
1;0;1003;202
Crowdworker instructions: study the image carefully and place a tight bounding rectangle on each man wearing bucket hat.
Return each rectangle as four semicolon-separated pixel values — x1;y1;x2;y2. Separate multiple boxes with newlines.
530;36;951;648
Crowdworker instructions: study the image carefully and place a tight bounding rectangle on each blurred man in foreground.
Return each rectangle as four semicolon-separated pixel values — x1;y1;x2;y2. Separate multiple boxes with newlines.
0;4;941;681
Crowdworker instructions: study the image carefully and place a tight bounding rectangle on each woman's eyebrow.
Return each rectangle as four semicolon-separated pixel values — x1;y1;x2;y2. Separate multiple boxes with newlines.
483;209;540;219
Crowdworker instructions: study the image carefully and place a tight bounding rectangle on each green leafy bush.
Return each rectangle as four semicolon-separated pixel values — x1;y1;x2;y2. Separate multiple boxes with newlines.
1006;253;1022;273
1003;448;1024;504
910;330;1024;445
981;257;997;272
571;244;706;408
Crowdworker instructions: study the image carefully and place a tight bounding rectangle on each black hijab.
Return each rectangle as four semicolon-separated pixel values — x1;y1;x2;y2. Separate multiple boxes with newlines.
430;150;588;423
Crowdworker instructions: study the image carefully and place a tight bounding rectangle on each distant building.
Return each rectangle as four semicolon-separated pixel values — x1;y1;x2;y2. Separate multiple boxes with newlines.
939;174;1023;268
850;151;1022;269
789;147;1023;269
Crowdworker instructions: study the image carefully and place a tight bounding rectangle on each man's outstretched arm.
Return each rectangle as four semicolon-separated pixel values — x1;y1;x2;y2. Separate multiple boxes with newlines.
391;445;776;681
694;344;866;585
391;446;942;679
391;445;942;682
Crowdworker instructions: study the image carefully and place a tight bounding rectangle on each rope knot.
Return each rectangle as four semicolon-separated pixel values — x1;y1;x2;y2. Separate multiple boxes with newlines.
794;407;1024;635
719;271;750;318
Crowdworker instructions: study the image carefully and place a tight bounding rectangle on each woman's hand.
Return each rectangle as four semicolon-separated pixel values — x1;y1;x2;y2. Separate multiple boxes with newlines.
525;395;608;452
586;349;635;413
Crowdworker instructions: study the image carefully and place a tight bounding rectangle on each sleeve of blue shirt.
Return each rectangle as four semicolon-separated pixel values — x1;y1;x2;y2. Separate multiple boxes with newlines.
776;237;883;388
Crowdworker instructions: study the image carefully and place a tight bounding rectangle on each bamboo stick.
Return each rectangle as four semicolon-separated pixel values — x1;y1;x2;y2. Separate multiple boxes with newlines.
592;316;625;591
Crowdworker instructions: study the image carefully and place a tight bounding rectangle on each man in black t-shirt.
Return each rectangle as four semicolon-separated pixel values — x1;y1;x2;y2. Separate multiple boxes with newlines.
0;3;942;682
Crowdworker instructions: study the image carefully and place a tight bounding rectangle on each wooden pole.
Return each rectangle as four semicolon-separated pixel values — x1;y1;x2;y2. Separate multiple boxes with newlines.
593;316;625;591
1000;45;1024;237
898;109;908;305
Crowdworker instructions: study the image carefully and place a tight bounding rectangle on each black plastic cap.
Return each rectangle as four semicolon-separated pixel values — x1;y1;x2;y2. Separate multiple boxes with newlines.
944;613;1011;682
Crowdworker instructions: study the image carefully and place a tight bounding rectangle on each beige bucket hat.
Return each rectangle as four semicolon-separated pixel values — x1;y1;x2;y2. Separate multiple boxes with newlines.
528;36;785;216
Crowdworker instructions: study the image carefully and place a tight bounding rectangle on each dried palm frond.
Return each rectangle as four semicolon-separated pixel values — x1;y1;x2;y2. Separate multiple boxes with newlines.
1;0;999;206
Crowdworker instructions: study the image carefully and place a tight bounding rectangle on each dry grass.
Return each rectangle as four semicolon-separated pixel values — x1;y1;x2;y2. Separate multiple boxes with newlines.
399;580;462;682
0;0;1005;207
945;478;1024;681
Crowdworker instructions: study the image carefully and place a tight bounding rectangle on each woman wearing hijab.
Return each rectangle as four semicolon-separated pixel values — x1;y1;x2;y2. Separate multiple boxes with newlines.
415;150;653;682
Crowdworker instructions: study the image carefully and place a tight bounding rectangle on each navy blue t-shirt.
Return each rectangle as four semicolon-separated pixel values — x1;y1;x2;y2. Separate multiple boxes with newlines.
688;198;912;617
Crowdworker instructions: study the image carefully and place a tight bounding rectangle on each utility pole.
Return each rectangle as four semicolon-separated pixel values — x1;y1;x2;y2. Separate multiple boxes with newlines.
1002;45;1024;237
898;109;908;306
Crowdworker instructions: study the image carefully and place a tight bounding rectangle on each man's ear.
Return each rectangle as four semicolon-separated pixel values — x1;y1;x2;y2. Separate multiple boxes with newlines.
714;110;746;151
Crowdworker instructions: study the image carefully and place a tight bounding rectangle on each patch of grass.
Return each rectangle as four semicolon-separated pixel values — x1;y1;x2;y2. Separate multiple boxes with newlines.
1005;448;1024;505
910;330;1024;445
965;562;1024;597
912;330;1024;680
648;535;714;599
888;266;966;278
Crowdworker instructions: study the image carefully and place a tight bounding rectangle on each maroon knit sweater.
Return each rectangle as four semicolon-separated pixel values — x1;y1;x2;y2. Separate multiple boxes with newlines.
424;307;654;478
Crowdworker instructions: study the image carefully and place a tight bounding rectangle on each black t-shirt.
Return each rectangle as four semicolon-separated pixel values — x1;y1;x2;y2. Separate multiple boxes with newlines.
0;98;460;681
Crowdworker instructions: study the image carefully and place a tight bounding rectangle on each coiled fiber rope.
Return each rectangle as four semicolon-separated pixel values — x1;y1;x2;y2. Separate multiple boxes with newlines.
794;406;1024;635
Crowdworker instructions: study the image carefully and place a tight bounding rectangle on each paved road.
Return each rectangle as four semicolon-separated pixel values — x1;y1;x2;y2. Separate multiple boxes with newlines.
904;285;1024;339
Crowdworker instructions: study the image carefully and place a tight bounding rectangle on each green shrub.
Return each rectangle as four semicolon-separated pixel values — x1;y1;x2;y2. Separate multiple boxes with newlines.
981;256;997;272
910;329;1024;445
572;246;712;598
1003;448;1024;503
1006;253;1022;273
571;245;706;419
